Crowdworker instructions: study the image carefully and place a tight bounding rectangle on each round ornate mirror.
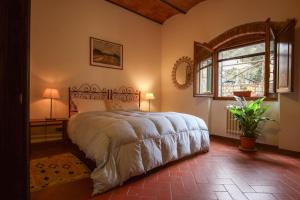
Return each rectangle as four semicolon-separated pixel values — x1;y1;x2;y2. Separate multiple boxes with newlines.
172;56;193;89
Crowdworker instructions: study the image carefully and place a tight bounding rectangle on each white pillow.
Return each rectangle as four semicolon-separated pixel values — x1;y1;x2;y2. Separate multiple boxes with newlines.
72;98;106;113
105;100;139;111
121;101;140;111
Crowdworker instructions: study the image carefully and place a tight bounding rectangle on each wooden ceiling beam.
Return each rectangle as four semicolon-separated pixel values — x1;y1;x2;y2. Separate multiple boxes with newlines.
105;0;163;24
160;0;187;14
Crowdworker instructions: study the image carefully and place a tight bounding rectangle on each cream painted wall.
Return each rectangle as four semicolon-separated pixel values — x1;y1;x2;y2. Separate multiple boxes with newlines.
31;0;300;151
30;0;161;119
161;0;300;148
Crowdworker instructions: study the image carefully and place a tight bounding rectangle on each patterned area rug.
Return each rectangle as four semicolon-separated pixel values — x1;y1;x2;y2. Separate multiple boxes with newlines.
30;153;90;192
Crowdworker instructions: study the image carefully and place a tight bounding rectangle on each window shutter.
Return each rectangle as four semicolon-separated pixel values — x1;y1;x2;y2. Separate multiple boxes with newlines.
193;42;214;96
276;19;296;93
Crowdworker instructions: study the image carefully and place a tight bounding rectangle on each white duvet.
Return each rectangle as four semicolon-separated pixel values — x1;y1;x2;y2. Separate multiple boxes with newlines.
68;111;210;195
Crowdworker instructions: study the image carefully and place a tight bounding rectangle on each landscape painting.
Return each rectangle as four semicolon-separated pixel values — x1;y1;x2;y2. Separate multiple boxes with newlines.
90;37;123;69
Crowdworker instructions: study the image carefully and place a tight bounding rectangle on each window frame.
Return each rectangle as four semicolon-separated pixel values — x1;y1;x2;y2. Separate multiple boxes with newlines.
193;19;296;101
214;40;269;100
193;42;214;97
269;28;277;96
198;58;213;95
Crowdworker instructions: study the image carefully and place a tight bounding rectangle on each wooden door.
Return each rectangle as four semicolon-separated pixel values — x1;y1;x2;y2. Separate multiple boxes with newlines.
0;0;30;199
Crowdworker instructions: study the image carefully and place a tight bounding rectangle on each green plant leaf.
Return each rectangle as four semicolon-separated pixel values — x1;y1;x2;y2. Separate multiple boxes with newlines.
227;97;272;138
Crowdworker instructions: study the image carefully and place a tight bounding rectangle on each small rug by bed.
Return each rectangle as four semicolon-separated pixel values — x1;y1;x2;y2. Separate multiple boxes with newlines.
30;153;90;192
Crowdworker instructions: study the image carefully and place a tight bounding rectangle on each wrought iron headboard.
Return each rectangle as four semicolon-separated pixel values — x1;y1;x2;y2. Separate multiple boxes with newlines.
68;84;110;117
69;84;141;117
111;86;141;108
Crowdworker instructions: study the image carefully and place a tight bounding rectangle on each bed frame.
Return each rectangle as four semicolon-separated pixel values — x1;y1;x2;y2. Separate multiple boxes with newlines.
68;84;141;117
67;83;141;169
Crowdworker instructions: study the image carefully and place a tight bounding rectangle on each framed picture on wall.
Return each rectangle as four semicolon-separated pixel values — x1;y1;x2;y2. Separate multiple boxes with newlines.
90;37;123;70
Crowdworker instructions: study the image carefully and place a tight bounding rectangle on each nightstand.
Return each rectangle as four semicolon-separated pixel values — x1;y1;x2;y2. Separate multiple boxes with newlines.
29;118;68;143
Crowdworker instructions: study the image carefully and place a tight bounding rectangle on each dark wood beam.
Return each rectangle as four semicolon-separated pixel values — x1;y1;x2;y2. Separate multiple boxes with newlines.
160;0;187;14
105;0;163;24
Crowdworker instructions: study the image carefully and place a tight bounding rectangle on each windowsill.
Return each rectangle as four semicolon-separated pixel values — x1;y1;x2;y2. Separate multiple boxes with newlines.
213;96;278;101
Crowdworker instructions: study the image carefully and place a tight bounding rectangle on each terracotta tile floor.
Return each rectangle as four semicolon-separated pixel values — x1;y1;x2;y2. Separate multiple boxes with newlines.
31;138;300;200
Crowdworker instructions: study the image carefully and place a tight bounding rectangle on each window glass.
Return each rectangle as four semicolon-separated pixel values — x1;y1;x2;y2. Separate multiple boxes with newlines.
218;43;265;60
200;57;212;69
218;43;265;97
269;40;275;94
197;58;212;94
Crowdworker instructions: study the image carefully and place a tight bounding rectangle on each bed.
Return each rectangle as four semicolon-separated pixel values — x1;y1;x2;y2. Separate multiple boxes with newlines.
67;84;210;195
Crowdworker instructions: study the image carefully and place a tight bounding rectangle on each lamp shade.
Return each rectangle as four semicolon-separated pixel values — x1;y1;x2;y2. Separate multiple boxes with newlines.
43;88;60;99
145;93;155;100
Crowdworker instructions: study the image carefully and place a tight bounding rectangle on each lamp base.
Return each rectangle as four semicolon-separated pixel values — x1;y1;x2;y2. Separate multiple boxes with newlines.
148;99;151;112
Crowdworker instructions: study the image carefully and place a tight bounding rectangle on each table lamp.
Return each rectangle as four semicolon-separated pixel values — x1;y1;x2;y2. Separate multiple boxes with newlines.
145;92;155;112
43;88;60;120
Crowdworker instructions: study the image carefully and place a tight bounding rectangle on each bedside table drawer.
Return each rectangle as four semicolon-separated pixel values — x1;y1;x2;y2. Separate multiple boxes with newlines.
30;119;68;144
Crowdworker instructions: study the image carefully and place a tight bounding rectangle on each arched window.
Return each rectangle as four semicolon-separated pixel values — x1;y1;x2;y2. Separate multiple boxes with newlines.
194;19;296;100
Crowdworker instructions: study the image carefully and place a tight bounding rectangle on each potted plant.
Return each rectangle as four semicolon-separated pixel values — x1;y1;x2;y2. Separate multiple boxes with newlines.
227;96;272;151
233;90;252;97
